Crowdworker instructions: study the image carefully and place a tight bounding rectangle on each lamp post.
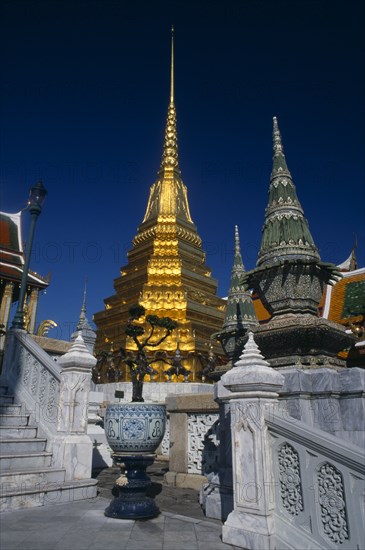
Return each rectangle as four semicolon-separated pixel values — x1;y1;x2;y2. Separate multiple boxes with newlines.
12;181;47;329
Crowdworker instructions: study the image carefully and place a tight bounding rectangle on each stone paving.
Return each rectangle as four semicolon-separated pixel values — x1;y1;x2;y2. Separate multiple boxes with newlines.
0;463;241;550
94;462;213;521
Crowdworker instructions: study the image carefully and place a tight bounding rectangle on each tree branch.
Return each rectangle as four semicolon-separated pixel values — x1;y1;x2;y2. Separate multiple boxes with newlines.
145;328;172;348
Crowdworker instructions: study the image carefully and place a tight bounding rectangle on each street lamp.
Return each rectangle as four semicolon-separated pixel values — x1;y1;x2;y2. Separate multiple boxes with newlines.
12;181;47;329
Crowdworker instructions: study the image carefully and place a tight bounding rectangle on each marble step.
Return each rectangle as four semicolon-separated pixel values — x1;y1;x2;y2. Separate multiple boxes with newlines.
0;395;14;404
0;478;98;512
0;451;52;470
0;414;29;426
0;438;47;453
0;426;38;439
0;404;22;415
0;466;66;486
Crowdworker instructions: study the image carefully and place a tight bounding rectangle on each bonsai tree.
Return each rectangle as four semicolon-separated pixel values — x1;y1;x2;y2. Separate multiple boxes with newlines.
121;304;178;402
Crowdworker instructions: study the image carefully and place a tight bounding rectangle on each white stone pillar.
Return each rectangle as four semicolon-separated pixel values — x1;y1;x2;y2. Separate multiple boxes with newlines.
52;335;97;481
221;332;284;550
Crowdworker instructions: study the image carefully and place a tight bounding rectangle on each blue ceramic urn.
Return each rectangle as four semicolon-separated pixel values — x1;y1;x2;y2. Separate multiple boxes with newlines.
104;403;166;454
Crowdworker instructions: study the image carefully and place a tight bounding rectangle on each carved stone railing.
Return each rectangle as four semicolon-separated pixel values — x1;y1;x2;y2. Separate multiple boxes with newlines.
267;410;365;550
220;332;365;550
1;329;61;444
1;329;96;481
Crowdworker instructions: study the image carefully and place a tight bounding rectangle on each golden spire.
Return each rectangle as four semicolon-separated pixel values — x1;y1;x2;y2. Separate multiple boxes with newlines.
142;27;193;224
159;26;179;174
170;25;174;103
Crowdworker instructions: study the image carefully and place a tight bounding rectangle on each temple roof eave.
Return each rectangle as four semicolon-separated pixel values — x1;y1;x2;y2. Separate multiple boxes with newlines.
0;263;49;289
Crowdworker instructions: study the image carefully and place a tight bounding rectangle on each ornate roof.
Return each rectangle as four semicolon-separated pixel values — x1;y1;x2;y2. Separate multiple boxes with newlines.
0;211;48;289
322;267;365;325
337;248;358;271
257;117;320;267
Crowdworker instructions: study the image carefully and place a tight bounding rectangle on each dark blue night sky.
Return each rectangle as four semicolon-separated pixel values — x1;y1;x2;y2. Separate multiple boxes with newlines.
1;0;364;340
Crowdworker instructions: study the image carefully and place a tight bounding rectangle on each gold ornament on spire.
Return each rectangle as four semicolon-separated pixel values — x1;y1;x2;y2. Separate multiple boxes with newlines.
142;28;193;223
170;26;174;103
160;26;179;173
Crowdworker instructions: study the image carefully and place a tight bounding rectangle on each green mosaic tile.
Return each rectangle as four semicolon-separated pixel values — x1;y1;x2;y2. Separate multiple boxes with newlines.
342;280;365;318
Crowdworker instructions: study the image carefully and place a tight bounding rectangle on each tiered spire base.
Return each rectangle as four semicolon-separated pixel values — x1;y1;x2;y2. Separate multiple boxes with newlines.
252;315;354;369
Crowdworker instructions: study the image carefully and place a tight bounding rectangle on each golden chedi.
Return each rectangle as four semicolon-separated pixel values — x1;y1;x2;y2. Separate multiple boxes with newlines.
93;29;226;382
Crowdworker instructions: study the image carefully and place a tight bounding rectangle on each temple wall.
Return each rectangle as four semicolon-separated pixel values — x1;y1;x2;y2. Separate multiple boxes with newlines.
91;381;214;404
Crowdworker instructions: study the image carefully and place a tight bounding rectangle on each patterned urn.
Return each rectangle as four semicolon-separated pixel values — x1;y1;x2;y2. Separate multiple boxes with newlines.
104;403;166;454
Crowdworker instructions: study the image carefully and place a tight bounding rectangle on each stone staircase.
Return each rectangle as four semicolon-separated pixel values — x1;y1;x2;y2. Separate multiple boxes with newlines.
0;382;97;512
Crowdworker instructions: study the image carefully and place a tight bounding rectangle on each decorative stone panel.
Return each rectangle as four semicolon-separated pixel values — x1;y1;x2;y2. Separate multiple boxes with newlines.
278;443;303;515
187;413;219;475
160;417;170;457
318;462;349;544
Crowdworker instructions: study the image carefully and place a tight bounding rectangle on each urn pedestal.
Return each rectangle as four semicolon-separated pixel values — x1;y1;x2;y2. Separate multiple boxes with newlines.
104;403;166;519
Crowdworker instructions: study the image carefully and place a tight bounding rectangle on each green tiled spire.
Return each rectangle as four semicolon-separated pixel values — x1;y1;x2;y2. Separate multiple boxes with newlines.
223;226;257;332
257;117;320;267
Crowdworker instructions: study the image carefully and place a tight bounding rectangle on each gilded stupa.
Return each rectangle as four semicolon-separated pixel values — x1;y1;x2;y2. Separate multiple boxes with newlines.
93;29;226;380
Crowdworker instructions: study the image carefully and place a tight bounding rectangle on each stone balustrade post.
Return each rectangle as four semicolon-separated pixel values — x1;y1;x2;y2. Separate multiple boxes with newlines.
52;335;97;481
221;332;284;550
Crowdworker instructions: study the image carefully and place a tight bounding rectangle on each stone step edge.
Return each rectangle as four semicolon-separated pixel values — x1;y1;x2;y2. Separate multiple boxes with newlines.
0;478;98;498
0;451;53;459
0;426;37;431
0;466;65;477
0;414;29;428
0;438;47;444
0;414;29;418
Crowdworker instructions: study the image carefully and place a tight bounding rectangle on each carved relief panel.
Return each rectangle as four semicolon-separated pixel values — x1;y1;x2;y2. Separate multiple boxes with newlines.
187;413;219;475
278;442;304;516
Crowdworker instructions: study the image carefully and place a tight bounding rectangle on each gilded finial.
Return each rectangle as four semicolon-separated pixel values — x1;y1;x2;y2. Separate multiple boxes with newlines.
234;225;240;256
158;27;179;174
170;25;174;103
273;116;284;157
